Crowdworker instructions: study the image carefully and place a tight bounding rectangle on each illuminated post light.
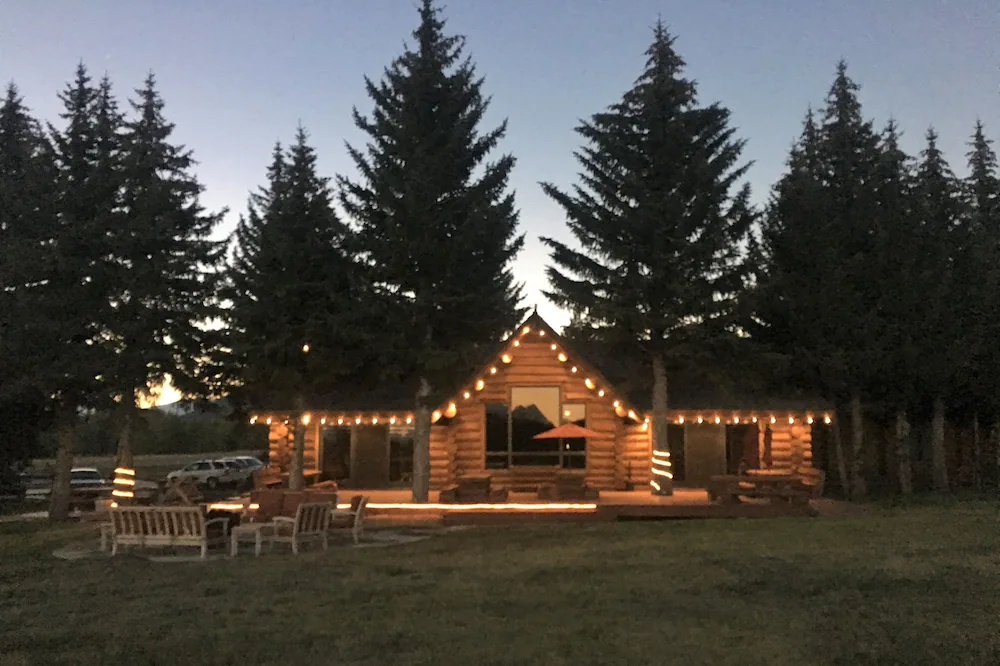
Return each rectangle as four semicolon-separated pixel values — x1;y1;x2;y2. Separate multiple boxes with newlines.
650;444;673;496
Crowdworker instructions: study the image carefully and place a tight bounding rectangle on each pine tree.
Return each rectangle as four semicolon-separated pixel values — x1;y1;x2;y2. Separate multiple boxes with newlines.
109;73;227;467
756;62;882;499
910;129;965;492
541;23;752;495
961;121;1000;488
0;84;60;497
869;120;918;495
229;128;372;489
339;0;525;502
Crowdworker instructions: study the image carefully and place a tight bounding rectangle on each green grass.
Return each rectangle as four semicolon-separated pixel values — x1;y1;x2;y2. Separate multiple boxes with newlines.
2;504;1000;666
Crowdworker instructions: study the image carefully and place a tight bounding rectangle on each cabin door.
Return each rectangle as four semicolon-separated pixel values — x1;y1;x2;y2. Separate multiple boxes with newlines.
350;425;390;489
683;424;727;487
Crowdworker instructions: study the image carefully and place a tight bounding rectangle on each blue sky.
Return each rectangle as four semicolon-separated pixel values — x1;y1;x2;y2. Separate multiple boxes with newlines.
3;0;998;331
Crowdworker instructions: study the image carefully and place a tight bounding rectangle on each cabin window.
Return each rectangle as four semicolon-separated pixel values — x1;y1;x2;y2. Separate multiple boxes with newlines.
484;388;588;468
389;425;414;483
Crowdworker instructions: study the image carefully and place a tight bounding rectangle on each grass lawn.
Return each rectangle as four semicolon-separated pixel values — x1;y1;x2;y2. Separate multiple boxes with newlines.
2;503;1000;666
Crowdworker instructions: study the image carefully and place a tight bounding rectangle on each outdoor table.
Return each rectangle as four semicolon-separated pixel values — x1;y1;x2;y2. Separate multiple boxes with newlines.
230;522;274;557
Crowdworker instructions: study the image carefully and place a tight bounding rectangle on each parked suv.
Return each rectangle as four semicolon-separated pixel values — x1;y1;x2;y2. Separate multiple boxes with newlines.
165;460;237;489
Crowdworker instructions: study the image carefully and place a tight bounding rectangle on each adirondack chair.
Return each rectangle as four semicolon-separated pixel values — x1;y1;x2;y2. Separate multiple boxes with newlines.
330;495;369;544
268;501;332;554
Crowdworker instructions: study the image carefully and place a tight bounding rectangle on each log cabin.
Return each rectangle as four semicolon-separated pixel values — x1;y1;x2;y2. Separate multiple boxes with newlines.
251;312;832;493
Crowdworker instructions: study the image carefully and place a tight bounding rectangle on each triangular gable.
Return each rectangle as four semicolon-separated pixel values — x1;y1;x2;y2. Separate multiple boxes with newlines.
433;311;646;425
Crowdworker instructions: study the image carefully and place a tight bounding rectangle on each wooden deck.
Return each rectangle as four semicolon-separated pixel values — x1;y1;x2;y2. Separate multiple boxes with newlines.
325;488;821;525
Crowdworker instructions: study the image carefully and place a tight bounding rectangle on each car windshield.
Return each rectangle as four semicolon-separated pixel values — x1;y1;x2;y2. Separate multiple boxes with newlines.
71;470;102;482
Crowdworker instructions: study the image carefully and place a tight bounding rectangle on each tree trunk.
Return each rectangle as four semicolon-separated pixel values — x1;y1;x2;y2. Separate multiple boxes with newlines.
115;392;136;471
288;394;306;491
830;410;850;498
411;377;432;503
894;408;913;496
650;353;672;495
48;404;76;522
972;412;982;492
993;422;1000;494
848;392;866;500
930;396;949;492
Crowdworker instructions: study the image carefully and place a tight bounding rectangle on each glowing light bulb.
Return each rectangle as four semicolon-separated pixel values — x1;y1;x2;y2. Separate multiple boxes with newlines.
522;326;530;335
558;353;568;362
824;415;832;424
501;354;512;364
714;416;721;424
571;366;577;373
445;403;457;418
539;330;546;336
301;343;310;353
302;413;311;425
513;340;520;347
476;379;485;391
550;343;557;351
584;378;595;389
733;416;740;424
265;417;272;425
788;416;794;424
372;417;378;424
432;410;442;423
770;416;776;424
697;416;703;424
338;418;344;425
390;416;396;424
406;416;413;424
678;416;685;424
463;391;471;399
598;389;605;397
490;367;497;375
355;417;361;424
320;417;327;425
807;416;814;424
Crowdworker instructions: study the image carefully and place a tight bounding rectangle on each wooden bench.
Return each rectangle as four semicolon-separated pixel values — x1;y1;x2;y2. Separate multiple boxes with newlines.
707;468;826;505
109;506;229;558
439;475;508;503
537;472;599;501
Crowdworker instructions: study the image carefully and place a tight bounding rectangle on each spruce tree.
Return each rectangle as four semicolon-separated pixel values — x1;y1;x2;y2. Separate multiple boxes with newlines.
869;120;918;494
339;0;525;501
229;128;372;489
910;129;966;492
962;121;1000;487
541;23;752;495
0;84;61;495
109;73;227;466
756;62;882;499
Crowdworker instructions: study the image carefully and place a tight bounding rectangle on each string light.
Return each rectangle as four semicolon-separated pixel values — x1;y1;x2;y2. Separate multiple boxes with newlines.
320;417;327;425
338;417;344;425
571;366;578;373
501;354;512;364
463;391;471;399
714;416;721;424
301;343;310;353
432;410;442;423
824;415;832;424
490;367;497;375
355;417;361;424
513;340;520;347
558;353;567;362
445;403;457;418
301;413;311;425
806;416;813;424
249;415;258;424
584;378;595;389
550;343;557;351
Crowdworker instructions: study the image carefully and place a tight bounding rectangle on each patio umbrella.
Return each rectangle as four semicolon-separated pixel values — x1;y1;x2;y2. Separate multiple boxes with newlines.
533;423;603;439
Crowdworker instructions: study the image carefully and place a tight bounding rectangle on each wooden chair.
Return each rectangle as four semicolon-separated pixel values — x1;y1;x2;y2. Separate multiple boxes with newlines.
269;502;332;554
330;495;369;544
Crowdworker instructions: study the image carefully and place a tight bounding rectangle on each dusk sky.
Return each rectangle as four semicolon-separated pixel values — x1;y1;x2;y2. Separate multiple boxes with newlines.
4;0;998;331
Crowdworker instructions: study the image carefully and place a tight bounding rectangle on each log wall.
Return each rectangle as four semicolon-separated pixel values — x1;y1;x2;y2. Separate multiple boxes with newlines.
762;422;812;469
430;335;636;491
267;421;319;472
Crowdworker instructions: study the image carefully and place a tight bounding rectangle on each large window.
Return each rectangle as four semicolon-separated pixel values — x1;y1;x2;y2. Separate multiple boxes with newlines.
485;387;587;468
